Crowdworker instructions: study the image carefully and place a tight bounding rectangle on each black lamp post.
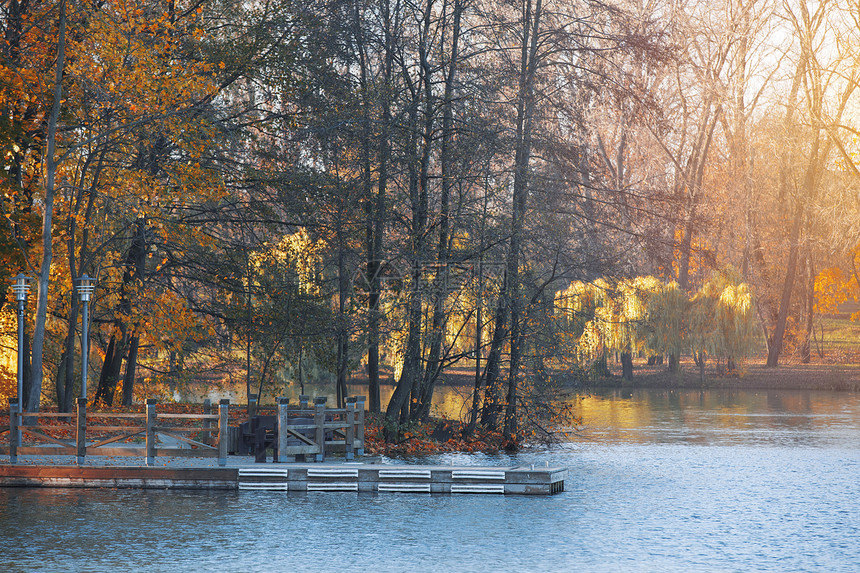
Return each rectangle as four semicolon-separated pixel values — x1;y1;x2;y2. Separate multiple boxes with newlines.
10;274;31;446
76;274;96;401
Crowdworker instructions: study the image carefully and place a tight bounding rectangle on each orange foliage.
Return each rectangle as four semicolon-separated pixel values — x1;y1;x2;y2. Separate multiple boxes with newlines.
363;415;506;456
2;0;231;407
815;267;850;314
0;364;15;406
815;266;859;319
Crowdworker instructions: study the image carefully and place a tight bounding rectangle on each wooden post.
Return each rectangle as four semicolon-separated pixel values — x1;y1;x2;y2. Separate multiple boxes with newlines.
9;399;17;463
146;399;157;466
248;394;257;419
314;397;326;462
76;397;87;464
201;398;212;444
355;395;365;456
277;397;290;463
218;399;229;467
345;397;356;461
299;395;309;410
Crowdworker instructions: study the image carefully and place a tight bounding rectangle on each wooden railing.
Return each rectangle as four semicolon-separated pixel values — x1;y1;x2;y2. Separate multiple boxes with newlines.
2;395;366;466
2;398;230;466
238;395;366;463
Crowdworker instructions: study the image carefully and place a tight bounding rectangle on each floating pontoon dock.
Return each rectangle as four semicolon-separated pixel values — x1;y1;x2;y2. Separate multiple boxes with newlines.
0;463;566;495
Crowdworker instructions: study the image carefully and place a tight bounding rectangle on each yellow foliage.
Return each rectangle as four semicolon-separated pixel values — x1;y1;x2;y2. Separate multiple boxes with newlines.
252;229;325;296
555;276;665;361
554;272;757;368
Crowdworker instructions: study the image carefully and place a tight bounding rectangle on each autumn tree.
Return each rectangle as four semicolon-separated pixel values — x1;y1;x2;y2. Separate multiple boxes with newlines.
760;0;858;366
0;0;269;410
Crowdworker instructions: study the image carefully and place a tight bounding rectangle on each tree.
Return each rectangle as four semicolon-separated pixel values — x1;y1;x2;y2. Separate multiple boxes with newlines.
690;270;757;378
2;0;257;410
763;0;857;366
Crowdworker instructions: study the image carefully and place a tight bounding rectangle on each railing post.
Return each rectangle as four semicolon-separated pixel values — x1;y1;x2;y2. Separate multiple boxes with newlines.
345;398;356;461
218;399;229;467
201;398;212;444
355;395;365;456
9;399;18;463
314;397;326;462
299;395;309;411
76;398;87;465
276;398;290;463
146;399;157;466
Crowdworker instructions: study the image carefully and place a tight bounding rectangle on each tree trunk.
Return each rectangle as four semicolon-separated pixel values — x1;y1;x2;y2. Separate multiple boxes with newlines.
385;121;427;432
668;353;679;373
55;347;68;411
354;0;385;414
121;334;140;406
385;268;423;435
481;286;508;431
365;24;392;416
59;281;80;412
621;352;633;381
96;218;147;404
385;5;435;434
800;252;815;364
58;302;78;412
414;0;463;423
502;0;543;443
21;328;32;409
336;231;349;409
29;2;67;413
465;193;490;437
766;168;810;368
95;332;126;406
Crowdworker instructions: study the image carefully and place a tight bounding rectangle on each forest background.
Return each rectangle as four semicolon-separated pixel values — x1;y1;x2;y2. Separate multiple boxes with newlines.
3;0;860;443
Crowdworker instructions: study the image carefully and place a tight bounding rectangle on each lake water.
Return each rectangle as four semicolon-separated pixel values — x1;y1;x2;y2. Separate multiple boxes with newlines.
1;388;859;572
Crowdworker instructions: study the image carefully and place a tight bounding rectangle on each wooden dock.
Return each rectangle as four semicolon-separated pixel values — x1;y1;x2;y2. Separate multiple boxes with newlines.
1;396;366;467
0;463;566;495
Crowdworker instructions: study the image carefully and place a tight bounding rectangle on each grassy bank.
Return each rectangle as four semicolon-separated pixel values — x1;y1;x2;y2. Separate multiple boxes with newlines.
586;360;860;392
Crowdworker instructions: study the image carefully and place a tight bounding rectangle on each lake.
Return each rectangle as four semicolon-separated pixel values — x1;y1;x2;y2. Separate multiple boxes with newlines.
1;388;858;572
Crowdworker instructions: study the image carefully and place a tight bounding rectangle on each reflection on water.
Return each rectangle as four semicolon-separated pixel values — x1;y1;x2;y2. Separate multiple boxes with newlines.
193;382;860;447
234;382;860;450
2;388;859;572
569;388;860;447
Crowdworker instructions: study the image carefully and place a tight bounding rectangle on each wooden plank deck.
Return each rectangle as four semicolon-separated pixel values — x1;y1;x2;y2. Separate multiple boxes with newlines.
0;463;566;495
0;465;237;490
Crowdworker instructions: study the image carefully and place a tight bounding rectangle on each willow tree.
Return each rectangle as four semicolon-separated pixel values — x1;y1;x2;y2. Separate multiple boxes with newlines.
644;281;689;372
556;277;662;380
555;280;608;374
712;274;757;372
690;271;757;378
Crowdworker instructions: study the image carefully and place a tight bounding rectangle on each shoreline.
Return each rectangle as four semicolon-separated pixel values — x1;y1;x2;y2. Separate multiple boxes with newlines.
579;362;860;392
357;361;860;393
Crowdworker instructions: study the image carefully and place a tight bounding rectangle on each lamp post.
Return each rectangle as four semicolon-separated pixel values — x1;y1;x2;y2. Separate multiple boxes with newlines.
10;274;30;446
76;274;96;401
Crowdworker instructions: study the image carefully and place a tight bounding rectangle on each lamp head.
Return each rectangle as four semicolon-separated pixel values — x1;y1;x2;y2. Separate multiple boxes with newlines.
76;274;96;302
10;274;31;301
